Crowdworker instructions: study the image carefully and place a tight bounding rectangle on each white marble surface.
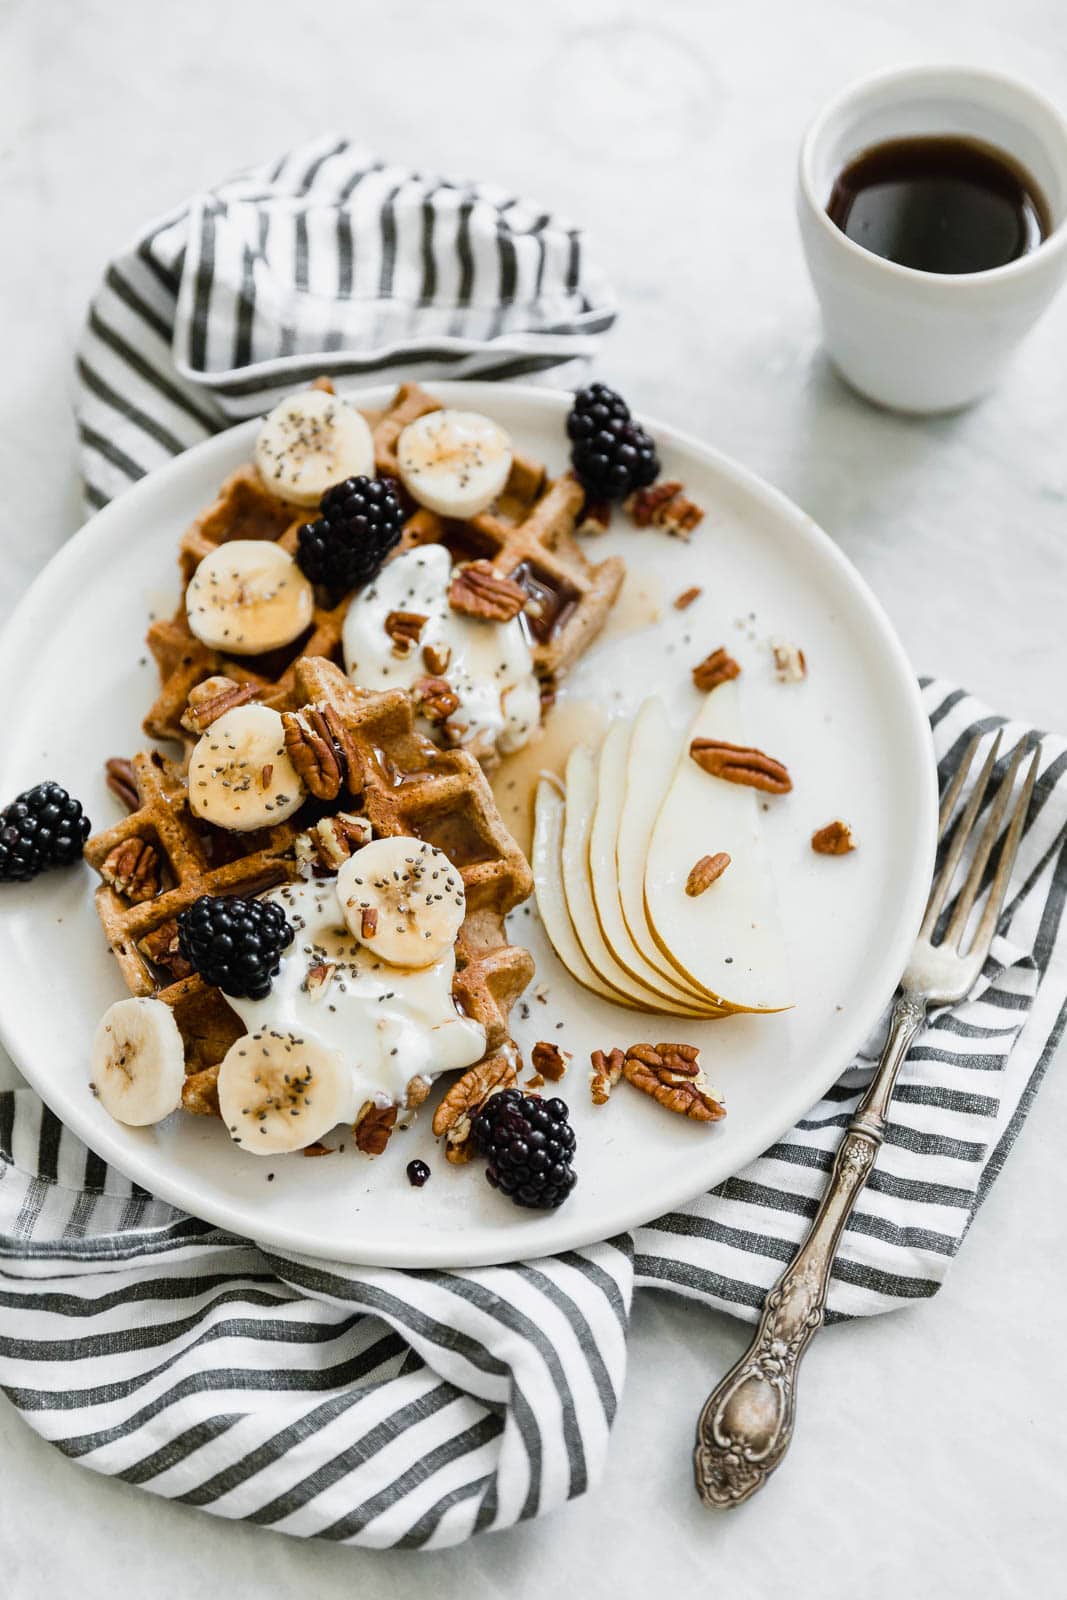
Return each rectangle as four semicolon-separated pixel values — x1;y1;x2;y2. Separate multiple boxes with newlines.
1;0;1066;1594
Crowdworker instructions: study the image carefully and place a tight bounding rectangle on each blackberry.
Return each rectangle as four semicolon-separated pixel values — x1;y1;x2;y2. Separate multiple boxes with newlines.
567;383;660;502
177;894;294;1000
0;781;90;883
472;1089;577;1210
297;475;404;592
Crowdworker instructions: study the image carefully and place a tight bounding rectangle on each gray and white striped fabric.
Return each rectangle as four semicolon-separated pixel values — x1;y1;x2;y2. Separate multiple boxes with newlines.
75;134;615;511
0;143;1064;1548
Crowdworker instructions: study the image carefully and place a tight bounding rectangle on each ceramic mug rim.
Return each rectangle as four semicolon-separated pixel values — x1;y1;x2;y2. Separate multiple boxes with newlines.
798;63;1067;292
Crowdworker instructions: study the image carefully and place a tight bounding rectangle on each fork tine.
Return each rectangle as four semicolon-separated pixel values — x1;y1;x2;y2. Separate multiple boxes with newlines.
938;733;983;839
943;740;1028;950
920;732;1002;939
966;744;1042;962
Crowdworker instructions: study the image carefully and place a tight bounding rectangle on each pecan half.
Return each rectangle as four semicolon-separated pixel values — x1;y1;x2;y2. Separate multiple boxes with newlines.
100;838;160;903
685;852;731;896
448;561;526;622
295;812;372;874
432;1049;519;1163
625;481;704;539
674;585;703;611
104;757;139;813
771;639;807;682
422;640;452;676
181;675;256;735
138;918;193;981
354;1101;398;1156
413;675;460;723
623;1043;725;1121
812;819;855;856
690;739;792;795
590;1046;625;1106
385;610;428;655
531;1040;570;1081
692;647;741;693
282;708;343;800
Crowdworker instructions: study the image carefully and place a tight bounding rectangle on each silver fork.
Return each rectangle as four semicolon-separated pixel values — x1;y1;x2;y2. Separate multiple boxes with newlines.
693;730;1042;1509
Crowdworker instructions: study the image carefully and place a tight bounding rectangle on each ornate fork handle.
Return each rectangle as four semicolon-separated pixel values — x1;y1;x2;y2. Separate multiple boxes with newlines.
693;991;927;1508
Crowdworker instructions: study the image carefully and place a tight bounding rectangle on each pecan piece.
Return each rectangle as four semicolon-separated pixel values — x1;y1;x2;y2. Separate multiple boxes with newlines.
590;1047;625;1106
413;675;460;723
685;852;731;896
385;610;428;655
181;675;257;735
674;586;703;611
576;499;611;537
138;918;192;981
360;906;379;939
422;640;452;676
448;561;526;622
310;375;335;394
295;812;372;874
771;639;807;682
690;739;792;795
303;1140;333;1157
531;1040;570;1082
282;708;343;800
812;819;855;856
623;1044;725;1121
692;647;741;693
432;1049;519;1163
405;1074;432;1111
625;480;704;539
100;838;160;903
104;757;139;813
354;1101;398;1156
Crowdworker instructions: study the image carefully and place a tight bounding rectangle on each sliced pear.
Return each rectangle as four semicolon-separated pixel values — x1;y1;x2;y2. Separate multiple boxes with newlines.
532;776;643;1009
590;721;722;1013
617;698;714;994
560;746;717;1017
644;680;792;1012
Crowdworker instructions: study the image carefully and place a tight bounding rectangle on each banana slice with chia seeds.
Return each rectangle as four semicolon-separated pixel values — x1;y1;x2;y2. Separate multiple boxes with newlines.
255;388;375;506
188;703;306;831
396;409;513;519
218;1029;351;1154
336;837;466;969
186;540;314;655
90;997;185;1126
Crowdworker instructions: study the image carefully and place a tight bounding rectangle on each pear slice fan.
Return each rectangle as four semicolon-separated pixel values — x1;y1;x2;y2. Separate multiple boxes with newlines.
532;688;791;1016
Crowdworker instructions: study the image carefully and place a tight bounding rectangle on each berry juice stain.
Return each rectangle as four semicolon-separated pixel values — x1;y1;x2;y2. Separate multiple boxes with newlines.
826;135;1050;274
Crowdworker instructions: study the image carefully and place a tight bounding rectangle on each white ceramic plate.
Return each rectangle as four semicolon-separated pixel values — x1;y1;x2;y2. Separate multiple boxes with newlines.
0;381;936;1267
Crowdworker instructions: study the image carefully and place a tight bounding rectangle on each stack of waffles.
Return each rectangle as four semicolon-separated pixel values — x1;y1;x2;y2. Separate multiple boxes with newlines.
86;383;623;1132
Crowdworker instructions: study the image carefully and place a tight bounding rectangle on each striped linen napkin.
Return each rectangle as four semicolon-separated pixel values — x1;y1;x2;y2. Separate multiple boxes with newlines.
0;139;1065;1549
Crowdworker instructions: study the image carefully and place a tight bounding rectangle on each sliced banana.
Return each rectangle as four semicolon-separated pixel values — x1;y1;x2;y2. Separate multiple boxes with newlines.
90;997;185;1126
189;703;306;832
218;1028;351;1154
186;540;314;656
336;837;466;969
396;409;513;519
255;388;375;506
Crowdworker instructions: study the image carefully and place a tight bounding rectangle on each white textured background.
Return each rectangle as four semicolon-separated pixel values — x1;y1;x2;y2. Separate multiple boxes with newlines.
1;1;1065;1595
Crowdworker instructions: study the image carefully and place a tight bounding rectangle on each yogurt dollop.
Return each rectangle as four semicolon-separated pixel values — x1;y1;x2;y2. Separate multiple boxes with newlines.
227;879;486;1120
342;545;541;761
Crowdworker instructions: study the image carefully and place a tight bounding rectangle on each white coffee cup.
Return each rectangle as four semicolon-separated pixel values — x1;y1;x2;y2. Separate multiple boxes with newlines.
797;65;1067;413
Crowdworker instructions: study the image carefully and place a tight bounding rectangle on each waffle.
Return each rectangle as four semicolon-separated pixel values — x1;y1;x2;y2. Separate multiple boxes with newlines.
85;657;534;1121
145;382;624;744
